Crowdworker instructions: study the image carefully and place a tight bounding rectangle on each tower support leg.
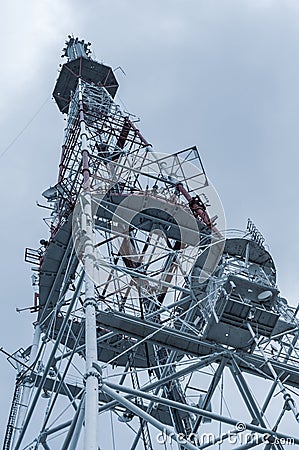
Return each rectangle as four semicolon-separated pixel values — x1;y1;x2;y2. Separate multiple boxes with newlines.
11;324;41;447
61;396;85;450
78;77;99;450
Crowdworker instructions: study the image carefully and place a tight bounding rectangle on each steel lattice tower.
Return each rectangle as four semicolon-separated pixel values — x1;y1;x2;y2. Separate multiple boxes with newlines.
3;36;299;450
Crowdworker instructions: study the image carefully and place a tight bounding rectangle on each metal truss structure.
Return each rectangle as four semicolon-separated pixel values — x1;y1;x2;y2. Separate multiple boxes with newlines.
3;37;299;450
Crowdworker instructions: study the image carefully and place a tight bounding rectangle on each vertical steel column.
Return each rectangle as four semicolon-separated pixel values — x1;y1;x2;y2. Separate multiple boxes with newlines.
230;358;267;427
61;395;85;450
11;324;41;447
192;355;228;433
78;78;99;450
69;399;85;450
14;273;84;450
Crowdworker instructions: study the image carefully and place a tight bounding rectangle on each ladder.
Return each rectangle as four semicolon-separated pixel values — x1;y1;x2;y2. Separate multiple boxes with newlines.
128;354;153;450
2;380;22;450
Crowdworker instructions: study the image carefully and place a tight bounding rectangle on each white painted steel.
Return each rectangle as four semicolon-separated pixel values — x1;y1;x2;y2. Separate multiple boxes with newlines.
78;78;99;450
11;324;41;447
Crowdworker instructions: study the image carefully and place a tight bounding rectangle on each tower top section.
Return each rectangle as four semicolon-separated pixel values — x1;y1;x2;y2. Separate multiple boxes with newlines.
62;35;91;61
53;36;119;113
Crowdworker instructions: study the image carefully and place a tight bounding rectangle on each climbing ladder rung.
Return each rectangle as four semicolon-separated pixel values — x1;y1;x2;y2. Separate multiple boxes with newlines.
3;382;22;450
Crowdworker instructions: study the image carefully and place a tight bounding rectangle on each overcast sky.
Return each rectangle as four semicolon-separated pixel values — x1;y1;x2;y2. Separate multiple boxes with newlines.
1;0;299;443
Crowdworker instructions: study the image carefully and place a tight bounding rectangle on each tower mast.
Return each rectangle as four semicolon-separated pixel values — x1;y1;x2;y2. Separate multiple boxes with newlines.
3;36;299;450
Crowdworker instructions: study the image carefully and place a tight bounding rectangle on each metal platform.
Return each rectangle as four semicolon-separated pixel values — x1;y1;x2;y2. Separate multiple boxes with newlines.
5;36;299;450
53;57;118;113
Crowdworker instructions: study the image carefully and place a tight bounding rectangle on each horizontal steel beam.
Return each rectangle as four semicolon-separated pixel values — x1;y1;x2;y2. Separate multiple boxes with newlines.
103;382;299;445
97;310;220;357
97;310;299;388
102;384;200;450
96;352;225;413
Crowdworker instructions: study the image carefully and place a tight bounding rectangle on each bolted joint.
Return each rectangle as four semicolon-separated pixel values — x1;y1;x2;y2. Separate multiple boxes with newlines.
84;369;103;388
80;132;89;141
83;297;98;310
283;392;295;410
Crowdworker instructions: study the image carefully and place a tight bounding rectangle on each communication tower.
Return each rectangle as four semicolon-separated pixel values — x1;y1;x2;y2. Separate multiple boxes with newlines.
3;36;299;450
